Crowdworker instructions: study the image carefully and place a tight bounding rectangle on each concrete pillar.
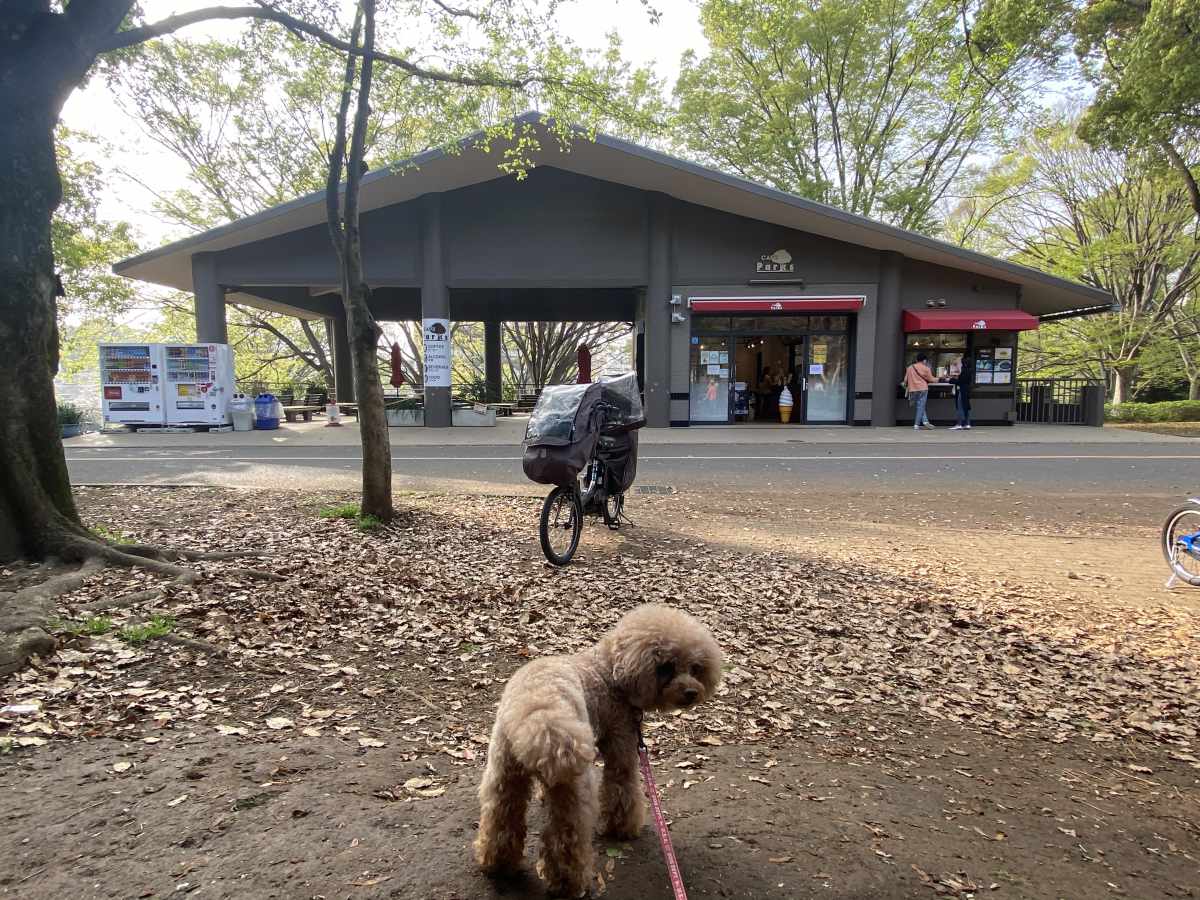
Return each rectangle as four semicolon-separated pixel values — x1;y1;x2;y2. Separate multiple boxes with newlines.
484;319;502;403
420;194;452;427
644;194;672;427
871;251;904;426
331;312;354;403
191;252;227;344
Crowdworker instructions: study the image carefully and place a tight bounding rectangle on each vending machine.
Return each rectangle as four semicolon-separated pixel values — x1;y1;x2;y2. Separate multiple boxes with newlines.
99;343;165;426
162;343;236;426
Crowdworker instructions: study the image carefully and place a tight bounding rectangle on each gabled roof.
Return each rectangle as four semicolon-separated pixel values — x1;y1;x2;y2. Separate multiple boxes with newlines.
114;112;1112;317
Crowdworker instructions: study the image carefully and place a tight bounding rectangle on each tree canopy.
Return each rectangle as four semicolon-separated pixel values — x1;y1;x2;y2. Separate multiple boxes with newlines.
672;0;1035;233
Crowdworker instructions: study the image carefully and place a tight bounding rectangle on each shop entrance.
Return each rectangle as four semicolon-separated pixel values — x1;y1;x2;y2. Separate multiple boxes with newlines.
690;314;852;424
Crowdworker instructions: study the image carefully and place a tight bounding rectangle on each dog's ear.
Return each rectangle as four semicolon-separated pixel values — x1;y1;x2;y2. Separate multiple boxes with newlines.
605;630;663;710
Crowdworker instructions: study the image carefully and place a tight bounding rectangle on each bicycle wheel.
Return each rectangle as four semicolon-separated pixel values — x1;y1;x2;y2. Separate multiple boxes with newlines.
603;490;624;529
540;485;582;566
1161;505;1200;586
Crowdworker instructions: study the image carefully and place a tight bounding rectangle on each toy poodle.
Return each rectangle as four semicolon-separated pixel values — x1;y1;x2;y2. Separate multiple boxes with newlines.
473;603;722;897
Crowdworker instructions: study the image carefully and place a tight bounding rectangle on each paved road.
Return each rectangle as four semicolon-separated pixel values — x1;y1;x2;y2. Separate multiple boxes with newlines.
65;442;1200;495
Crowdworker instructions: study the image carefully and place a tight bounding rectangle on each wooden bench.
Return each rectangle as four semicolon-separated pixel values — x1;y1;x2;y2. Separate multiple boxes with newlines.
282;405;322;423
488;402;517;417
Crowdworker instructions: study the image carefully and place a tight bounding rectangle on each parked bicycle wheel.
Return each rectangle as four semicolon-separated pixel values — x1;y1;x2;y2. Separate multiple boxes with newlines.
603;491;624;529
540;485;582;566
1162;505;1200;586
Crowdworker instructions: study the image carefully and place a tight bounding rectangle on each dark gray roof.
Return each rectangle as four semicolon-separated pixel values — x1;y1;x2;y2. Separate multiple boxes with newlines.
115;112;1112;317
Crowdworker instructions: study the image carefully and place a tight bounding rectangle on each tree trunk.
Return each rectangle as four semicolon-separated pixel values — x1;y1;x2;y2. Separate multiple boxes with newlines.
0;80;89;562
1190;377;1200;401
347;291;392;519
1111;367;1137;405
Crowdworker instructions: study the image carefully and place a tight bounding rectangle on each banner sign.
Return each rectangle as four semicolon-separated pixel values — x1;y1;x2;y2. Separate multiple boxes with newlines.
422;318;451;388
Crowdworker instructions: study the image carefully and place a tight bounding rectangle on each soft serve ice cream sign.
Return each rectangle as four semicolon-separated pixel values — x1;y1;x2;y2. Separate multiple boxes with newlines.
757;249;794;273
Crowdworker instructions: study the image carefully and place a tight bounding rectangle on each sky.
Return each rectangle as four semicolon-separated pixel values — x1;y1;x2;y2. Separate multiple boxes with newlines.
60;0;709;253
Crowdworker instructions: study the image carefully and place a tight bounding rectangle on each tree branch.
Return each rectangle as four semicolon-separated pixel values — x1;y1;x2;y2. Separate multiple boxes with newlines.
93;5;532;89
1161;139;1200;220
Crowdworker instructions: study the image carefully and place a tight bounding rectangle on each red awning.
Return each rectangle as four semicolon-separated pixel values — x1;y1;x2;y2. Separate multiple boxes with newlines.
689;296;866;313
902;309;1039;332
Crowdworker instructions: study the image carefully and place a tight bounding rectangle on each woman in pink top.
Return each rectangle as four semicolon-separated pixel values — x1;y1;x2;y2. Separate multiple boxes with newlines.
904;353;939;430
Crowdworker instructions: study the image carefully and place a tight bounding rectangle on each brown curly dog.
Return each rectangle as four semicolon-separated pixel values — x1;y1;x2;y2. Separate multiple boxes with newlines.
473;604;722;897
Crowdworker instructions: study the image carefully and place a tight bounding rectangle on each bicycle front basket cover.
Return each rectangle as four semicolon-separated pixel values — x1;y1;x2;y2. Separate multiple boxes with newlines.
522;383;603;486
524;383;601;445
598;372;646;432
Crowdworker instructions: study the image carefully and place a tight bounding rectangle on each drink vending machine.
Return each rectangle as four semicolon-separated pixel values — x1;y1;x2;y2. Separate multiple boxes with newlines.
162;343;236;426
99;343;236;427
99;343;164;425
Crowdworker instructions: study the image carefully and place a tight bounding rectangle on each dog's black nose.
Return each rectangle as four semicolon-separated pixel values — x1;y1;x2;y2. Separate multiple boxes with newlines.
682;689;698;705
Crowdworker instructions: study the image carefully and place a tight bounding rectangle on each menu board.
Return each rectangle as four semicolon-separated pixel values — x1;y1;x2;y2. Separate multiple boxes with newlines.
975;349;994;384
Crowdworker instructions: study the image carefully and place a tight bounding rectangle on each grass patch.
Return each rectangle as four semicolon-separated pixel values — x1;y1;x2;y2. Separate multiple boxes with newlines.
91;523;132;544
119;615;174;645
48;615;115;637
319;502;383;532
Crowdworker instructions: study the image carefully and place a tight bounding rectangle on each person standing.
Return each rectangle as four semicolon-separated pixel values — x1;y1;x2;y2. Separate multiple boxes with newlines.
950;351;974;430
904;352;939;430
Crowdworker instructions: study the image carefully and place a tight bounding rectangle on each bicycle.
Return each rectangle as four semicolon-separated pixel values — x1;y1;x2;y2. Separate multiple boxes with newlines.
539;404;636;566
1162;498;1200;587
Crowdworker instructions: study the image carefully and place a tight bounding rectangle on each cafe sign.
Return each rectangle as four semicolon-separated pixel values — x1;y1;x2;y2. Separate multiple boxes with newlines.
757;249;794;273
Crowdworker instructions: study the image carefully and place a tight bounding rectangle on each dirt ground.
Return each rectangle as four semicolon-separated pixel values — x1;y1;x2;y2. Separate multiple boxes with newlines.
1;485;1197;899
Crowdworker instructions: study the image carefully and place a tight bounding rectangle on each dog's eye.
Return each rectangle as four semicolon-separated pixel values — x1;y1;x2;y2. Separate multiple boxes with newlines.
656;662;676;680
690;664;704;678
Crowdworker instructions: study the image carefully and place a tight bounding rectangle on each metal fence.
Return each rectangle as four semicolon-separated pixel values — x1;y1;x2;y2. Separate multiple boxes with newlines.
1015;378;1099;425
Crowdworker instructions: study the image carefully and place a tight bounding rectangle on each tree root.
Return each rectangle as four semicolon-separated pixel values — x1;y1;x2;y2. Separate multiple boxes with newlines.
0;558;107;676
2;557;107;609
1;533;277;674
118;544;268;563
74;576;193;614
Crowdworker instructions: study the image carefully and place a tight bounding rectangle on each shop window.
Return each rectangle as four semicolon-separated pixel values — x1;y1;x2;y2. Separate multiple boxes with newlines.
693;316;732;333
905;332;968;378
811;315;848;332
903;332;1016;383
730;315;810;333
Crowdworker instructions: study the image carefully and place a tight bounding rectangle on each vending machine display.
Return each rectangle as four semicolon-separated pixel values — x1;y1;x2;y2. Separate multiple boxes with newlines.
99;344;164;425
163;343;236;426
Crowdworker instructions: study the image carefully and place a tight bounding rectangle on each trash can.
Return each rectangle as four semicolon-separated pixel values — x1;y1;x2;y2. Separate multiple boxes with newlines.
254;393;280;430
229;394;254;432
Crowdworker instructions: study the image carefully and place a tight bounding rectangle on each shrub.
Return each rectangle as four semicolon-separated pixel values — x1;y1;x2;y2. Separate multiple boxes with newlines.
1105;400;1200;423
57;401;84;425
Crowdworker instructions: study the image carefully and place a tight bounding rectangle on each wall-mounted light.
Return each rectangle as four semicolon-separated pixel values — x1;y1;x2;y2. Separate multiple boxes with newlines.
925;298;947;308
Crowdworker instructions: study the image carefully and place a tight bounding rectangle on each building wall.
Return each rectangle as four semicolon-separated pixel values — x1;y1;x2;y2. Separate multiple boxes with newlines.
214;204;421;286
202;168;1029;426
443;168;648;289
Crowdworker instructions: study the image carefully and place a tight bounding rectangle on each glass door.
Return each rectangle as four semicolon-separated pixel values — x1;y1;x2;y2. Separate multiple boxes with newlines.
804;333;849;423
689;337;731;423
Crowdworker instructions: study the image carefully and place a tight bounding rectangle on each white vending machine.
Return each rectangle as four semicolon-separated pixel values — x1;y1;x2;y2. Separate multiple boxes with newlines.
162;343;236;426
99;343;165;426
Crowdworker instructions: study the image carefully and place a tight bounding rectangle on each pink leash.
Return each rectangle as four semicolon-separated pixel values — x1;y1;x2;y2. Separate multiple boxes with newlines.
638;728;689;900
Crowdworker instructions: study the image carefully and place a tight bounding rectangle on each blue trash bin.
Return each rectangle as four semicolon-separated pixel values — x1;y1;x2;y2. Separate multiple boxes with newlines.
254;393;280;430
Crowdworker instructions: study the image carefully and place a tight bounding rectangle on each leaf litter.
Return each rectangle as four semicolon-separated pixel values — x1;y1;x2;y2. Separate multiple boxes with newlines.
0;485;1197;897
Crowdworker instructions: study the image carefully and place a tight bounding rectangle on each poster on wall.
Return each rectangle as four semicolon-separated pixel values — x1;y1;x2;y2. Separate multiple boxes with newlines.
995;348;1013;360
993;358;1012;384
976;349;994;385
422;318;451;388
